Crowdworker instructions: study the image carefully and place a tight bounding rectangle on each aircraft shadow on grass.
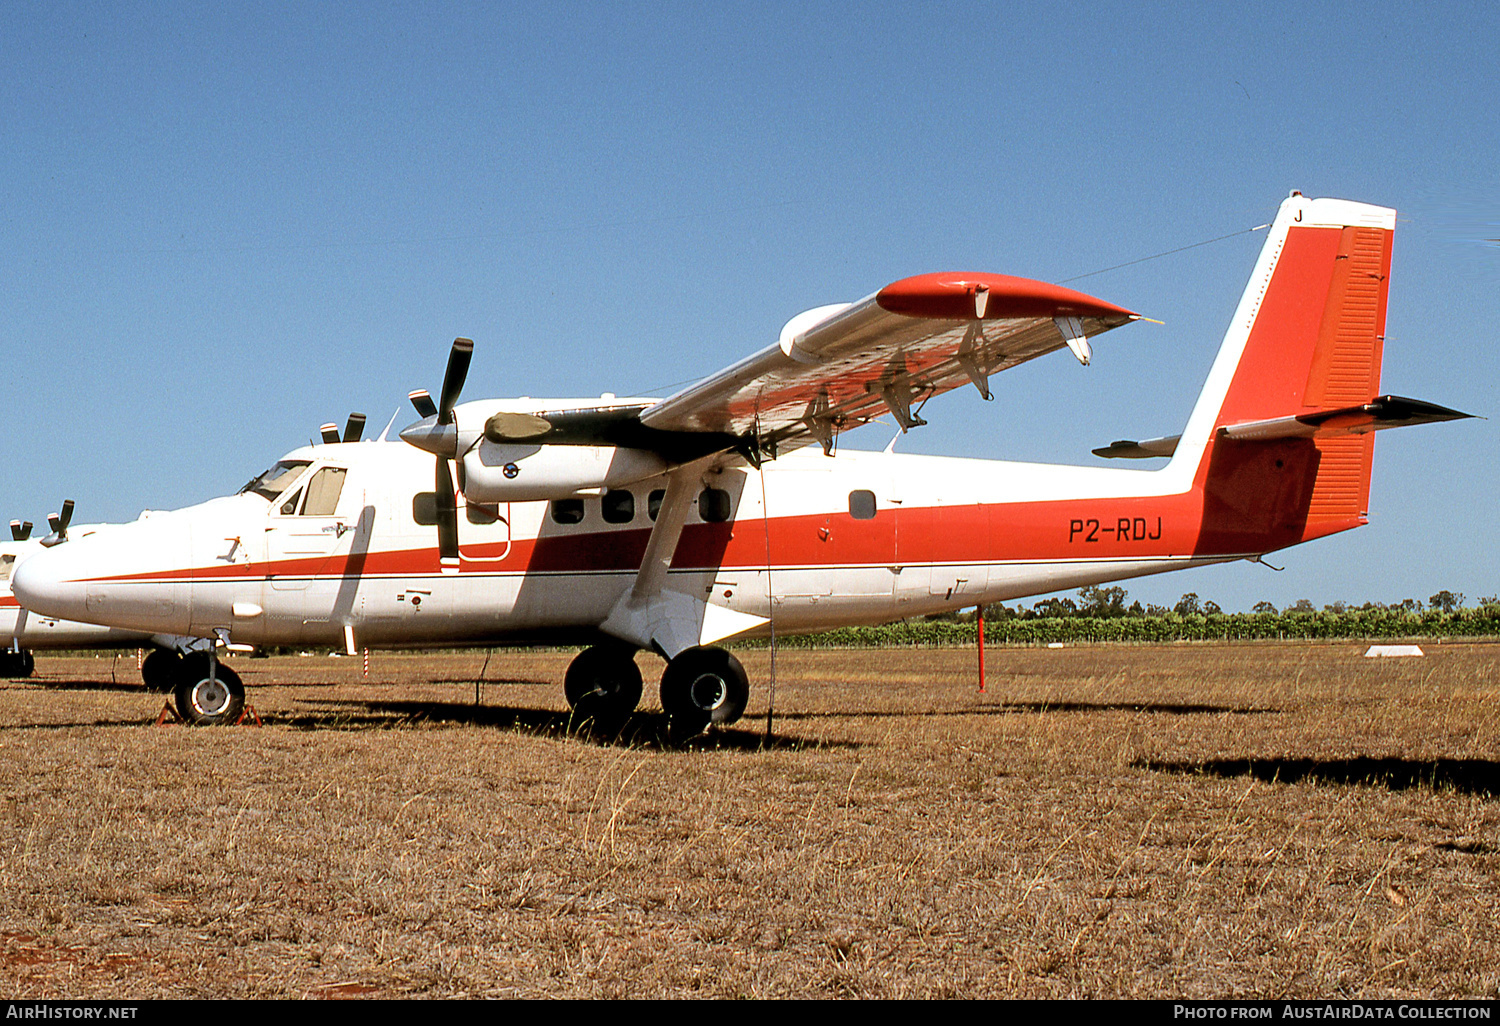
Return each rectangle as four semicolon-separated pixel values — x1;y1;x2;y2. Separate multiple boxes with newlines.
767;699;1276;720
286;696;849;752
1139;756;1500;798
7;677;151;695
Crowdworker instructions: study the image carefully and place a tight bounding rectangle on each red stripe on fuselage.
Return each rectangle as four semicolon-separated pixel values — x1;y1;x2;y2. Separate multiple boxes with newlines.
76;480;1358;587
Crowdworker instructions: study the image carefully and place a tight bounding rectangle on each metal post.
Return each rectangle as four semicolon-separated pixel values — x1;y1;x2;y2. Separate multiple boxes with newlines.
977;606;986;693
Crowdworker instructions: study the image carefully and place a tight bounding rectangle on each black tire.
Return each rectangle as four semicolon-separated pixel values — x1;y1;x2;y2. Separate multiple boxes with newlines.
173;656;246;726
140;648;183;693
0;650;34;679
659;646;749;736
564;645;643;726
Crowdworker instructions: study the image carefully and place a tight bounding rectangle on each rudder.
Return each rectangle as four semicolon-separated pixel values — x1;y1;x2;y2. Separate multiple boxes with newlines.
1172;193;1396;541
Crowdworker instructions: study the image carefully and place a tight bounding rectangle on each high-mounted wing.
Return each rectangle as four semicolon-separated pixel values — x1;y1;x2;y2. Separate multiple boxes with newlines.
639;272;1138;456
398;274;1137;656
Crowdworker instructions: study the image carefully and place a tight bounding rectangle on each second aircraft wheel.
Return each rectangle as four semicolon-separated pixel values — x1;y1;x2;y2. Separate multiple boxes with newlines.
173;656;246;726
659;646;749;736
564;645;643;726
140;648;183;693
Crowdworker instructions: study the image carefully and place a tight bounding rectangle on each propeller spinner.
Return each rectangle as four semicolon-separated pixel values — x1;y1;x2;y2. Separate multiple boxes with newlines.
399;339;474;566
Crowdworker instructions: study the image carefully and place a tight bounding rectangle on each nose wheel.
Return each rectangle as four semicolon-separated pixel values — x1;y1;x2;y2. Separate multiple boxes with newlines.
564;645;643;727
659;646;749;737
0;649;35;678
173;654;246;726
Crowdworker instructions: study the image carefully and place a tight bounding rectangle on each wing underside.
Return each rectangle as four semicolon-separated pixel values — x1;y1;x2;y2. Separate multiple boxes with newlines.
640;272;1138;455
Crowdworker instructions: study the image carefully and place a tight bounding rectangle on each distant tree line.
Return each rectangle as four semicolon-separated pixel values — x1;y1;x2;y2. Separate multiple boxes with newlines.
746;586;1500;648
970;585;1486;622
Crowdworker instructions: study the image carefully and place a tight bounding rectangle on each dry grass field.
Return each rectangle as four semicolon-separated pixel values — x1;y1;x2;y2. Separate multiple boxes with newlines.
0;641;1496;999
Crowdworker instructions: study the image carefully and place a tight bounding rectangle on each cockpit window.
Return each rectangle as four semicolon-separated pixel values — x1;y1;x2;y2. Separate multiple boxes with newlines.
240;460;312;501
0;553;13;582
301;467;347;516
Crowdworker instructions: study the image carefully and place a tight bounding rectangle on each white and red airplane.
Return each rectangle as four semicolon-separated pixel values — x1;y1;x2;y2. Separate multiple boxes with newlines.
12;193;1469;730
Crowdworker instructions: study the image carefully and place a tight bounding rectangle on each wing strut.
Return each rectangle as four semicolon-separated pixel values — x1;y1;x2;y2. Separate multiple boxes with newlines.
600;459;768;659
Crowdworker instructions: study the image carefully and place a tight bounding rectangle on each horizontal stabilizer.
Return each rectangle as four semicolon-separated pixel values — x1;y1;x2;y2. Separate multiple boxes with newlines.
1093;434;1180;459
1218;395;1474;443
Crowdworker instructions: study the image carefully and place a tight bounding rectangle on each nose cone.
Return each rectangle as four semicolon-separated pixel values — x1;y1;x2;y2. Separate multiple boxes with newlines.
11;518;195;634
11;545;89;622
399;416;457;458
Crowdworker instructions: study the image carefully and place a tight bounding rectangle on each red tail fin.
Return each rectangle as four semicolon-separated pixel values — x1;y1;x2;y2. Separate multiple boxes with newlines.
1171;194;1397;551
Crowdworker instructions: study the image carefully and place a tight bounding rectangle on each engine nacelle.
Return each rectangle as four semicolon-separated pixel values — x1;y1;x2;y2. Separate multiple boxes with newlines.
459;440;670;503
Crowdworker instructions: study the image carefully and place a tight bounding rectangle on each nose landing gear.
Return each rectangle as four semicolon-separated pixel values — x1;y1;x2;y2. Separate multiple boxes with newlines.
0;649;35;678
172;653;246;726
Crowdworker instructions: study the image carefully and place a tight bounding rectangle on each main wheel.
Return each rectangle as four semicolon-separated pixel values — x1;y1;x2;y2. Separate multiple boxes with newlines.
564;646;643;726
140;648;183;693
659;646;749;736
173;656;246;726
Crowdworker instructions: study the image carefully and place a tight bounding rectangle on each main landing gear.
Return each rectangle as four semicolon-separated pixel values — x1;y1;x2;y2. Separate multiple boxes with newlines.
562;643;749;738
659;646;749;736
564;645;643;727
0;649;35;678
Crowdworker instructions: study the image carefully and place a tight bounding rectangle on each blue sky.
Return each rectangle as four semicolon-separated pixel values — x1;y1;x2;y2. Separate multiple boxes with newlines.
3;1;1495;612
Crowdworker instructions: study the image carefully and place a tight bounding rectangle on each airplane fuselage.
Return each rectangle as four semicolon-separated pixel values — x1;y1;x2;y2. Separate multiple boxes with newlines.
12;436;1342;652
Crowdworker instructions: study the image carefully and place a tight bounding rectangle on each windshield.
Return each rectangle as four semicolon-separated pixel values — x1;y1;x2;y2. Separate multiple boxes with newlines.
239;460;312;501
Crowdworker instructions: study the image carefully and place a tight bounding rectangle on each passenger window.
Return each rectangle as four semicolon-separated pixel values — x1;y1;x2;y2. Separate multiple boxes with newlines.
849;489;877;520
301;467;347;516
699;488;731;523
466;502;500;525
648;489;664;522
412;492;437;526
280;488;304;516
551;499;585;525
602;490;634;524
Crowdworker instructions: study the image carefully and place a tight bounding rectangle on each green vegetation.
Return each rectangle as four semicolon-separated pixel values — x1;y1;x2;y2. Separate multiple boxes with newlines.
754;587;1500;648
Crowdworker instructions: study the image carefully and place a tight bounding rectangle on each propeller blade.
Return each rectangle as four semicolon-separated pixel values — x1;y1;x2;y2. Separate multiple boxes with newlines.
46;512;60;535
438;338;474;424
9;520;28;542
435;459;459;565
58;500;73;531
344;413;366;443
320;423;341;445
408;389;438;419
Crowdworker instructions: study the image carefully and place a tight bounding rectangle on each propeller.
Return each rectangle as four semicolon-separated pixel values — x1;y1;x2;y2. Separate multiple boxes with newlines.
9;520;33;542
40;500;74;548
318;413;369;445
400;339;474;565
